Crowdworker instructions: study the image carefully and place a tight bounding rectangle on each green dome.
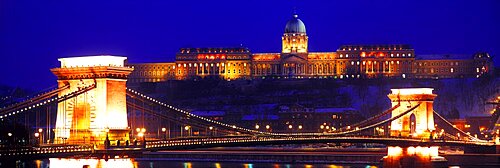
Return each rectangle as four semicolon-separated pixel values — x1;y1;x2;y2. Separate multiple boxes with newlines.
285;14;306;34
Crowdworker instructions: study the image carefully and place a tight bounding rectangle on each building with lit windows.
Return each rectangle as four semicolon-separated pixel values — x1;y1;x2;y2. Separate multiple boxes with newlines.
127;13;493;83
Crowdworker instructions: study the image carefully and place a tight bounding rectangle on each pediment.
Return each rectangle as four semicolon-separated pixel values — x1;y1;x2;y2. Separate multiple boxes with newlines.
282;54;307;62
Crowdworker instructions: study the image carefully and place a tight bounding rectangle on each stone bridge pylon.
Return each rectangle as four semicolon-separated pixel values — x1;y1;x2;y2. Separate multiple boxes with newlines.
388;88;436;138
51;56;133;145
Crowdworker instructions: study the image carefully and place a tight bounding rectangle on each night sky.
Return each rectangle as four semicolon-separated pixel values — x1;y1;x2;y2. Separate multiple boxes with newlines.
1;0;499;90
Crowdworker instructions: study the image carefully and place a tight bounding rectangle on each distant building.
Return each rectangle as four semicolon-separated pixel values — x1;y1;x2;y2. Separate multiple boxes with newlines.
190;110;225;121
449;116;492;139
127;12;493;84
277;104;364;133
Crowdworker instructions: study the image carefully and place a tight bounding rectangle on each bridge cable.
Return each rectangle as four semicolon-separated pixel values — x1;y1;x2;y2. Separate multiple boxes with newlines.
433;110;482;142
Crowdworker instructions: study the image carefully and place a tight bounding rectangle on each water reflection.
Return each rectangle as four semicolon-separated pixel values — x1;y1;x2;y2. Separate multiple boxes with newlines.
16;159;378;168
49;158;134;168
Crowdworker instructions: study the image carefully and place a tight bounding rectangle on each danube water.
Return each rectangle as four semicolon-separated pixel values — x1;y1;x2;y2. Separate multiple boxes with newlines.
16;158;379;168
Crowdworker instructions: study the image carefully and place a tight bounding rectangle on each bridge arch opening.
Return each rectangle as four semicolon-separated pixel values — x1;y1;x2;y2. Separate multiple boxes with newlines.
410;113;416;136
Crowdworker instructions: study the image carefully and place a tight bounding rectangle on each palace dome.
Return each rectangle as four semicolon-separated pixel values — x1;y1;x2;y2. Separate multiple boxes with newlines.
284;14;306;33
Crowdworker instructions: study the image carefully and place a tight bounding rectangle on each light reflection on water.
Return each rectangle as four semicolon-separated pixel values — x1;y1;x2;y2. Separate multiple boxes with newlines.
49;158;134;168
20;158;379;168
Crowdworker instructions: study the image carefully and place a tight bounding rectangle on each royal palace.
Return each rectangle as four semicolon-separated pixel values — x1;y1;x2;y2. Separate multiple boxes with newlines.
127;13;493;83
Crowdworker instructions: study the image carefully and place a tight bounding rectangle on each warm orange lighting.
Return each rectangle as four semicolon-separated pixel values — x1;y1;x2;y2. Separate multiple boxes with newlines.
265;125;270;129
49;158;134;168
58;56;127;68
34;132;40;137
38;128;43;133
255;124;260;129
360;52;366;57
391;88;433;95
184;126;190;131
387;146;403;157
161;128;166;132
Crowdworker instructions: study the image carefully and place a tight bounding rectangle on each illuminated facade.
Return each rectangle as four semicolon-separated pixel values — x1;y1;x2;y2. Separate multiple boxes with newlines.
51;56;133;144
127;13;493;83
388;88;436;138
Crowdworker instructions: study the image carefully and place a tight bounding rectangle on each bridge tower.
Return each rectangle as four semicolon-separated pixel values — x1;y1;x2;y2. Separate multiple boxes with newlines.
388;88;436;138
51;56;133;145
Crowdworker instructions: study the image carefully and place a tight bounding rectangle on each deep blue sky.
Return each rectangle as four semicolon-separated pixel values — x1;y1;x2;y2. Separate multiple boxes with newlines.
1;0;499;90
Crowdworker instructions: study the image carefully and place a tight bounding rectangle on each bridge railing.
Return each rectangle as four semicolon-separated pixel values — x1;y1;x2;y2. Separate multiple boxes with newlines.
0;144;93;157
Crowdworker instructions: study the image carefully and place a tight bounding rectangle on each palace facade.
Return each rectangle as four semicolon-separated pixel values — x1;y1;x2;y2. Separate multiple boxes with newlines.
127;13;493;83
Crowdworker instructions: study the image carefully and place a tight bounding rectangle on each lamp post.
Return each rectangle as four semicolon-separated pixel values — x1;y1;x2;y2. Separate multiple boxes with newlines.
184;126;191;137
298;125;303;131
255;124;260;130
137;128;146;147
266;125;270;132
7;133;12;146
161;128;166;140
34;132;40;146
209;126;213;136
38;128;43;145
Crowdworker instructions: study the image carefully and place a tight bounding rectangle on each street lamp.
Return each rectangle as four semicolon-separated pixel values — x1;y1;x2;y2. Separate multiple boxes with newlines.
255;124;260;130
298;125;303;130
34;132;40;146
37;129;43;145
161;128;166;140
288;125;293;129
265;125;270;130
184;126;191;136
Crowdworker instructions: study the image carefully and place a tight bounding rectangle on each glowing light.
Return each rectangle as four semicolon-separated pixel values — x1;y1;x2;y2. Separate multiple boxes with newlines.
58;56;127;68
391;88;433;95
387;146;403;157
